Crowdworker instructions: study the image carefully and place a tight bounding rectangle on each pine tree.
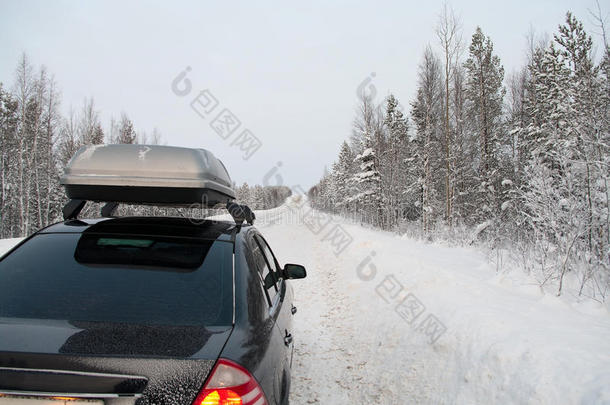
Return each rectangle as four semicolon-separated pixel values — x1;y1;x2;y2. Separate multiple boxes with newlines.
91;122;104;144
383;94;410;226
331;141;356;212
116;113;136;144
252;185;265;210
350;94;383;226
506;67;529;179
353;141;381;224
464;27;506;223
236;182;252;206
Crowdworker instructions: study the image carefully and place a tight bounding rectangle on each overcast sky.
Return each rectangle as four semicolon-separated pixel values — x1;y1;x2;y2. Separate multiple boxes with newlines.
0;0;604;189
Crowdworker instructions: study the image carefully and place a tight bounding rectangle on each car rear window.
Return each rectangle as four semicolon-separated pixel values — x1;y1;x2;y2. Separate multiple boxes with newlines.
0;233;233;327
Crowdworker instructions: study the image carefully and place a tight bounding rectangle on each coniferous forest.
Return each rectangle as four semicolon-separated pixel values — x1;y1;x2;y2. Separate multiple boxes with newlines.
309;11;610;299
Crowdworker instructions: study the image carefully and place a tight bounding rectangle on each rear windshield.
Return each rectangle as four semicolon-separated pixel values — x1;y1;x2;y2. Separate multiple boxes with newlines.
0;233;233;327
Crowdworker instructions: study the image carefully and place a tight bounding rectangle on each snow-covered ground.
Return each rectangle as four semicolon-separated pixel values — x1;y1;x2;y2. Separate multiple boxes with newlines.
0;238;23;258
2;199;609;404
256;197;610;404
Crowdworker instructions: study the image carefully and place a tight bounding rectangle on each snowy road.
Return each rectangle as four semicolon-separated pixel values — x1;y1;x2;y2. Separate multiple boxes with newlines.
1;201;609;404
256;198;610;405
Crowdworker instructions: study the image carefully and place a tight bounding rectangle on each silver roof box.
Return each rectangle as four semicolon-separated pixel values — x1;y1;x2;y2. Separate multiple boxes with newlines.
60;144;236;206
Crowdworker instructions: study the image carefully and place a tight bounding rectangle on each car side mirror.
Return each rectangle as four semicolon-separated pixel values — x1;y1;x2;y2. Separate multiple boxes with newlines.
283;263;306;280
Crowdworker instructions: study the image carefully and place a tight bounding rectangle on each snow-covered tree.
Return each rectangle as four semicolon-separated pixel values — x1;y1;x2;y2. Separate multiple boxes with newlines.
0;83;19;237
115;113;136;144
331;141;356;212
411;47;444;233
464;26;506;224
436;3;462;225
383;94;411;227
235;182;252;207
350;95;383;226
77;98;102;145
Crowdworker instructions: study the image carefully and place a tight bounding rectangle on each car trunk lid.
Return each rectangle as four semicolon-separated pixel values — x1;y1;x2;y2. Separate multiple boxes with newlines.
0;319;232;404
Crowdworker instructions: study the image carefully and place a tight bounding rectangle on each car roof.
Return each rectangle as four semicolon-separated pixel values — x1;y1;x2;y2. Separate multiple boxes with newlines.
38;216;252;243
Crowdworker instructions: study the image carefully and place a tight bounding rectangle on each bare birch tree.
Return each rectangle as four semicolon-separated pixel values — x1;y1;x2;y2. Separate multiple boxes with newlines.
436;3;462;225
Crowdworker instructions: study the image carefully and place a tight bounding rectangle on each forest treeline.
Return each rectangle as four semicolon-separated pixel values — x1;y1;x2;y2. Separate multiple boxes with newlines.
235;184;293;210
308;10;610;299
0;54;288;238
0;53;164;237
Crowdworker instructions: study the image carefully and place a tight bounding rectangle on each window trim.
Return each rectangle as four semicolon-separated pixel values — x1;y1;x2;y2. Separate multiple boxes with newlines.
253;234;284;309
246;233;272;308
254;235;278;287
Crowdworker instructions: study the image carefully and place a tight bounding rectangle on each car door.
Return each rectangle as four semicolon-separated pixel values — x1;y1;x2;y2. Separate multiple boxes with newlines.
253;234;294;403
246;231;285;404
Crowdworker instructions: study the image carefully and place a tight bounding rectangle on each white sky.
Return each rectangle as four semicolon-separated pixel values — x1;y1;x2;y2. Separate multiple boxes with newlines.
0;0;604;189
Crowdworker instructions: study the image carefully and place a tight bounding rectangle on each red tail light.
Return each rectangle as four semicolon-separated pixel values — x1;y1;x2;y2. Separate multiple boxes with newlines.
192;358;269;405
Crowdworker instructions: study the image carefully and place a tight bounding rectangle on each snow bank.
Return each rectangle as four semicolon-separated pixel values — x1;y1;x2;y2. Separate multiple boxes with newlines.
255;201;610;404
0;238;23;257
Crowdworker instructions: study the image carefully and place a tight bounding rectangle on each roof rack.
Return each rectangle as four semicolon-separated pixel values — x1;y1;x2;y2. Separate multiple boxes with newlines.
226;201;256;226
61;199;256;226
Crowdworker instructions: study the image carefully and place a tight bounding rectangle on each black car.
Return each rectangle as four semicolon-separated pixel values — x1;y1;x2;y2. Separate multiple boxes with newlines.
0;215;306;405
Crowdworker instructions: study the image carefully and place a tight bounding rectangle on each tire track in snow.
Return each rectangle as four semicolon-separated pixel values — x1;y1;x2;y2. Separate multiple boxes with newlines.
259;203;386;404
288;224;358;403
262;203;435;404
